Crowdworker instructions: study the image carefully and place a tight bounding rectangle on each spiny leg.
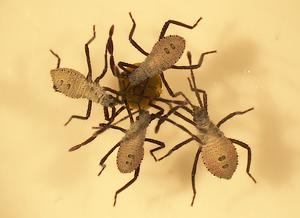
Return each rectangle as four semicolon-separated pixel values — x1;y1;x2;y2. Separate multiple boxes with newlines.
229;138;256;183
64;100;92;126
158;137;194;161
145;138;166;161
49;49;61;68
128;12;149;56
172;50;216;69
95;25;114;83
216;108;254;128
159;17;202;39
98;142;121;176
191;147;202;206
113;166;141;206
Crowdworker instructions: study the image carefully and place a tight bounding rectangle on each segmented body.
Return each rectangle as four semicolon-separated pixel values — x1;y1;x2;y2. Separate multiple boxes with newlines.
195;111;238;179
116;110;151;173
51;68;117;107
128;35;185;86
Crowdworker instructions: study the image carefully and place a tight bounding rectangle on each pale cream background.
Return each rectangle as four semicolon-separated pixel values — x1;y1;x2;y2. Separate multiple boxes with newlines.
1;0;300;217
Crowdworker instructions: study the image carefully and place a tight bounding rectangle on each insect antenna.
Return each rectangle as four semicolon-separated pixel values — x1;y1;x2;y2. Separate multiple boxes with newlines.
49;49;61;68
187;51;203;108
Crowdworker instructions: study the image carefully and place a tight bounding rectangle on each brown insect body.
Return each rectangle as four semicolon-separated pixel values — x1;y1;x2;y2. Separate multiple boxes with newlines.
51;68;117;107
128;35;185;86
193;107;238;180
116;110;151;173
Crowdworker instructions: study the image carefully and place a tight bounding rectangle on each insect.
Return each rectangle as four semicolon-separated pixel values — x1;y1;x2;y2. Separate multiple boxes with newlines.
50;25;122;125
154;51;256;206
114;12;217;99
69;97;169;206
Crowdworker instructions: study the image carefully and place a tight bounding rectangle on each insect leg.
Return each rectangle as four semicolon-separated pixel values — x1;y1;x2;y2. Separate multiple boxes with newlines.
49;49;61;68
118;61;139;74
145;138;166;161
191;147;202;206
128;12;149;56
155;105;194;133
158;137;194;161
95;25;114;83
64;100;92;126
159;17;202;39
229;138;257;183
163;118;202;144
187;78;208;110
98;142;121;176
216;108;254;128
85;25;96;82
64;26;96;126
172;50;216;69
113;166;141;206
69;106;127;151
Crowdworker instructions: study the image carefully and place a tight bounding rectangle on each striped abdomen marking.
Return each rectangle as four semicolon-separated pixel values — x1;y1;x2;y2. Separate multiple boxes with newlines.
201;137;238;179
50;68;106;103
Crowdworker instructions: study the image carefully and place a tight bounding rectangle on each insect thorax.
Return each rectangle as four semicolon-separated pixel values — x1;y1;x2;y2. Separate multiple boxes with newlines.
128;63;162;86
196;120;224;145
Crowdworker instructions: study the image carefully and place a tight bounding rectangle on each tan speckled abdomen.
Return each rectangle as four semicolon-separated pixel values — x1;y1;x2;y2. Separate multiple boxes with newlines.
50;68;106;103
201;137;238;179
116;136;145;173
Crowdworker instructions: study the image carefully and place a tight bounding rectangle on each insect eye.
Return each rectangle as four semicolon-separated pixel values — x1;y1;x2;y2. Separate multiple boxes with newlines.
170;43;175;49
164;48;170;54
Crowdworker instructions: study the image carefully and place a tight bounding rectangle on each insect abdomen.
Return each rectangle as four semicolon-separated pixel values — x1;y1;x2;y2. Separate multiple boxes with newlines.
201;137;238;179
117;135;145;173
51;68;106;104
146;35;185;71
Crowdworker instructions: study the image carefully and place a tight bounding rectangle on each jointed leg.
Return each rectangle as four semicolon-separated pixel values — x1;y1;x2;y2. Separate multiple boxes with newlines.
216;108;254;128
229;138;256;183
49;49;61;68
158;137;194;161
164;118;202;144
85;25;96;82
159;17;202;39
160;72;194;106
145;138;166;161
98;142;121;176
64;100;92;126
113;166;141;206
95;25;114;83
191;147;202;206
118;61;138;74
155;104;194;133
172;50;217;69
128;12;149;56
68;106;126;151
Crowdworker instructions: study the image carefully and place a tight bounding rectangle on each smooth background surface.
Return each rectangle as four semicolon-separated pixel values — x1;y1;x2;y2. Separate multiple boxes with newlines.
1;0;300;217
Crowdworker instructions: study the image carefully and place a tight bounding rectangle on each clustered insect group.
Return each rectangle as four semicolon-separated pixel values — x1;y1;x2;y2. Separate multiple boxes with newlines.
50;13;256;206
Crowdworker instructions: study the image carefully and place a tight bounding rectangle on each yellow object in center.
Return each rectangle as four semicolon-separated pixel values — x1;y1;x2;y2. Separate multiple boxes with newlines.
118;63;162;109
